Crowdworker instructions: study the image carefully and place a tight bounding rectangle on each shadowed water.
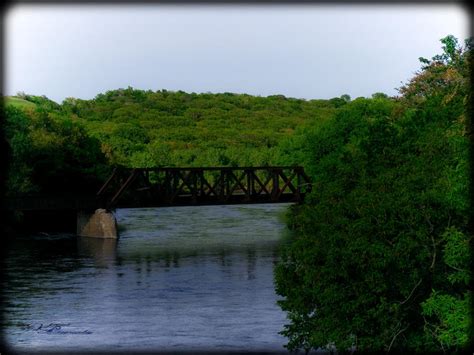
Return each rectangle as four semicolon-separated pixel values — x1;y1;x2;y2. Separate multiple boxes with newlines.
2;204;291;352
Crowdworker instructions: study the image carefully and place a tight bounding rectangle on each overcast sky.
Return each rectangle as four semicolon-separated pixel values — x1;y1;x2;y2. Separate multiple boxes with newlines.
4;4;470;103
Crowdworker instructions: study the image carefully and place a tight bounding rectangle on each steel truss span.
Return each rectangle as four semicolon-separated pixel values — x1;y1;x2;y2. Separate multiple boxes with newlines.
97;166;312;209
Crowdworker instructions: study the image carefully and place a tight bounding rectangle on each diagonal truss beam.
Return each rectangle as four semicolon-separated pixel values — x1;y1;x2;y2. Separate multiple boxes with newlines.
97;166;311;208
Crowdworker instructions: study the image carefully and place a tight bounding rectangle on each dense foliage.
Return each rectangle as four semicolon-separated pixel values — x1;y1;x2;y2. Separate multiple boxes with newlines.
4;87;344;195
4;103;108;195
274;35;472;352
61;90;340;168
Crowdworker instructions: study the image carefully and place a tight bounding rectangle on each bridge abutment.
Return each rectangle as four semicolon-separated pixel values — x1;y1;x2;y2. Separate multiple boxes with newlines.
77;209;118;239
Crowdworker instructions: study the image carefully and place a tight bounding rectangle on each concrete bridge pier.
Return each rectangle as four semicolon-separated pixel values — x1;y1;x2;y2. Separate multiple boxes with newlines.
77;209;118;239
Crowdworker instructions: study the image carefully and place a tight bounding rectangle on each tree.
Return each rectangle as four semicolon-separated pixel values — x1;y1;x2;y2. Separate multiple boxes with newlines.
372;92;388;99
340;94;351;102
4;106;108;196
274;35;471;352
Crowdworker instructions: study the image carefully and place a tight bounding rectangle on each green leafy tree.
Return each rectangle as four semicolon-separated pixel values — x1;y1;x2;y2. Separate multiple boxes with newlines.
4;105;108;196
274;36;471;352
421;227;471;351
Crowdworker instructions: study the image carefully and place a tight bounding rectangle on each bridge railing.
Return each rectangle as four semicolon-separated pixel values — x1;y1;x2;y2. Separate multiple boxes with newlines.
97;166;312;209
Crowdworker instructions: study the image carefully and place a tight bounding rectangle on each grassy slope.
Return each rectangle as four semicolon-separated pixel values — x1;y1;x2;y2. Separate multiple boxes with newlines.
4;96;37;109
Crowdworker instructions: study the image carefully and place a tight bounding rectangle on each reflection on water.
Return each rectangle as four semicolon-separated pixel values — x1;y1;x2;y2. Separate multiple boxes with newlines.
3;204;291;352
77;237;117;268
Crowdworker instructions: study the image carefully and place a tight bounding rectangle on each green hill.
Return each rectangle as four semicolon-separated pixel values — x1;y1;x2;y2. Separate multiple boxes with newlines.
4;96;37;109
59;89;344;168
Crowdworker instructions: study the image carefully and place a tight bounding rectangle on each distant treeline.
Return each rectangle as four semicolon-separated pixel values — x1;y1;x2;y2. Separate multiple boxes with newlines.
3;35;471;352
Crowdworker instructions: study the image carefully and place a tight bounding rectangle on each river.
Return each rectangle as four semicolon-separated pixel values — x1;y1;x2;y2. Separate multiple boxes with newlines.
2;204;292;352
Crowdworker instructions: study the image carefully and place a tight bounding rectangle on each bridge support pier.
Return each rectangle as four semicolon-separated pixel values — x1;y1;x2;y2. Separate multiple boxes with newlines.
77;209;118;239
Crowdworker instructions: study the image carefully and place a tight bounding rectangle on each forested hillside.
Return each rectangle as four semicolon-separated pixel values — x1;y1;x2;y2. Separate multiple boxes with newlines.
4;88;347;195
64;90;343;168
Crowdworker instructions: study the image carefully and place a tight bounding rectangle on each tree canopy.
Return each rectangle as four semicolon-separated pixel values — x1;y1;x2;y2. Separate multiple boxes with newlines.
274;35;472;353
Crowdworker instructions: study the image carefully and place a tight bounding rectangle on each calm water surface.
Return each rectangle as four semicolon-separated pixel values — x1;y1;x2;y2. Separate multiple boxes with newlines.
3;204;291;352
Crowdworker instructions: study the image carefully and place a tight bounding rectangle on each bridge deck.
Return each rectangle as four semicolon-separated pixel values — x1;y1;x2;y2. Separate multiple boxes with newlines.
98;166;312;210
5;166;312;212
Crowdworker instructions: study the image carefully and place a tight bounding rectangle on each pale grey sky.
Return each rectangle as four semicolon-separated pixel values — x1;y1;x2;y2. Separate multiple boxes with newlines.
4;4;470;103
